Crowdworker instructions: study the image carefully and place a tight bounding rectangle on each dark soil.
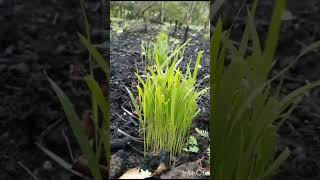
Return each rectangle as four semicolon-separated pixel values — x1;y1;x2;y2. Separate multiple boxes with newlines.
0;0;108;180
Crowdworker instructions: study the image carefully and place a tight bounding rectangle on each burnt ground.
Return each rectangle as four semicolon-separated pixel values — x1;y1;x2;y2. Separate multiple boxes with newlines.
0;0;319;180
110;21;210;178
0;0;109;180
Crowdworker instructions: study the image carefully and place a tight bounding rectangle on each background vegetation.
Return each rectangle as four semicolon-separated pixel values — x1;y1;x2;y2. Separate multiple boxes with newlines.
111;1;209;26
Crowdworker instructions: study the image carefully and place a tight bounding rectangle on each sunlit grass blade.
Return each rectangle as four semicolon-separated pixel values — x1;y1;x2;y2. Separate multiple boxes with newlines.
125;86;143;122
193;50;203;81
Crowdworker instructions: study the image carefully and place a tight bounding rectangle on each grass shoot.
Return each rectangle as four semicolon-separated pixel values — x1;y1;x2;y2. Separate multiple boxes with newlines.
127;47;208;156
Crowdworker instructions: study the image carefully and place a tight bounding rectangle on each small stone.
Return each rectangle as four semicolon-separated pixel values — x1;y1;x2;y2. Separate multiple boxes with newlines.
43;161;53;171
282;10;295;21
0;65;7;73
110;153;123;179
4;45;14;56
55;45;67;54
0;132;9;142
14;63;30;74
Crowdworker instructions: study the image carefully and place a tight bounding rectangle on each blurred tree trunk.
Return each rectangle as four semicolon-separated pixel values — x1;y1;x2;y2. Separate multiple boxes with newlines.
140;1;157;21
159;1;164;23
119;2;123;18
183;2;199;24
183;25;189;43
172;19;178;37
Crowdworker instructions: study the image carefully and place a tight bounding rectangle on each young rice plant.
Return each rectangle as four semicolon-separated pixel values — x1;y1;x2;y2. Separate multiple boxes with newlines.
141;28;188;68
127;46;208;156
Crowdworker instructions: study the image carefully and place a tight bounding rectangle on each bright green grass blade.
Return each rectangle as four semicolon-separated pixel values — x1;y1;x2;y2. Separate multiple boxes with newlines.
193;50;203;81
47;76;102;180
125;86;143;122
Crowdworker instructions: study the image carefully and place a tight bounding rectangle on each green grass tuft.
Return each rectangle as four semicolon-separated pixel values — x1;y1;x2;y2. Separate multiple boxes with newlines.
127;48;208;156
211;0;320;179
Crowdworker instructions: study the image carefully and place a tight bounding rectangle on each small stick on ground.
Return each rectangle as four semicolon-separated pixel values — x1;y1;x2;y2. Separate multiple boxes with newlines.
121;101;141;121
39;119;64;143
116;112;139;126
117;128;143;143
17;161;41;180
35;143;91;180
62;130;75;162
127;142;144;155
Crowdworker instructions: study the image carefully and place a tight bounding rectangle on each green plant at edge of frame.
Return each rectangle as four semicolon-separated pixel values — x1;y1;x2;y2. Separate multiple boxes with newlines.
47;33;110;180
210;0;320;179
127;48;208;157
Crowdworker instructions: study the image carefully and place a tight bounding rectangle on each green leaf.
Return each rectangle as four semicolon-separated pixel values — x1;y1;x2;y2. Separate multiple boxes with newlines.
125;86;143;122
189;146;199;153
47;76;102;180
264;0;287;63
189;136;198;146
84;75;110;170
193;50;203;81
79;34;109;80
260;148;290;179
195;128;209;138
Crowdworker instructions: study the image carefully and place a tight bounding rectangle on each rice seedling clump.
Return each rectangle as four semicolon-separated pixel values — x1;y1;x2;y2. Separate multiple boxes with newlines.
127;46;207;156
141;28;186;67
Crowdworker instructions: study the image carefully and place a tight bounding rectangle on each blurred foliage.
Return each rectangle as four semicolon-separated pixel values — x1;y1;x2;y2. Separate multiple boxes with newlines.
110;1;209;26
